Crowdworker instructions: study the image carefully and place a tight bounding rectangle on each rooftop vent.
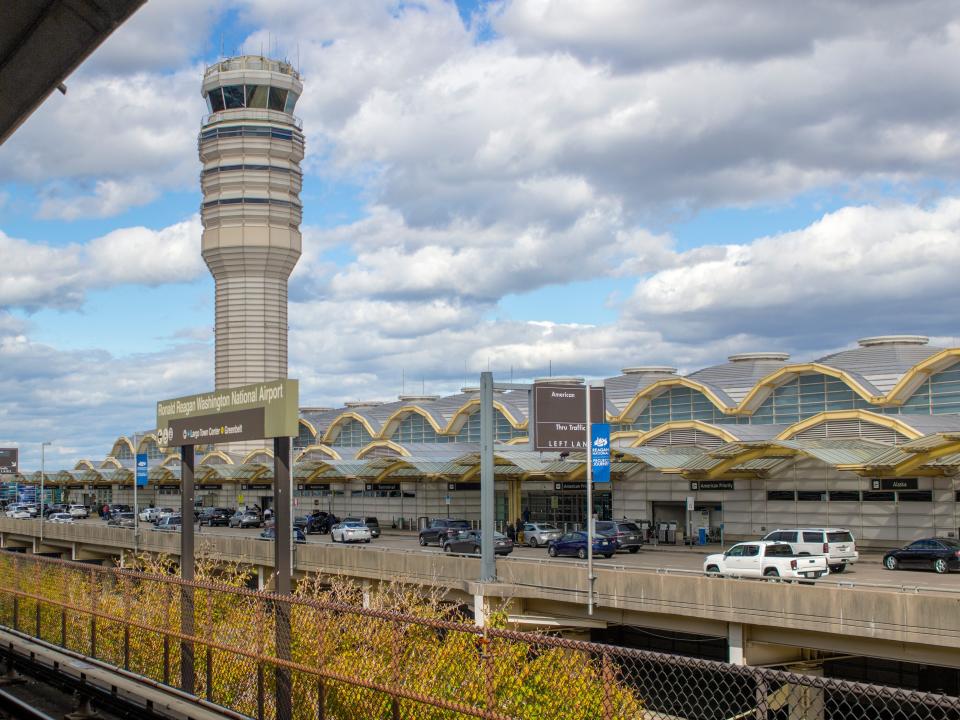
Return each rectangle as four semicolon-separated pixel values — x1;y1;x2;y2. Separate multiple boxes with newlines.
533;376;584;386
344;401;384;408
621;366;677;375
728;353;790;362
398;394;441;402
299;407;334;413
857;335;929;347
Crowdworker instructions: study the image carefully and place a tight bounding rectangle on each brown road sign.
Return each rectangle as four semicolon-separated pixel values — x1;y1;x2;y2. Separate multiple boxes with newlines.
533;385;606;451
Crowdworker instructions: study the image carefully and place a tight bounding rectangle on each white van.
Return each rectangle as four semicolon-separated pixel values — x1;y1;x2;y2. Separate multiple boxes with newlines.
761;528;858;573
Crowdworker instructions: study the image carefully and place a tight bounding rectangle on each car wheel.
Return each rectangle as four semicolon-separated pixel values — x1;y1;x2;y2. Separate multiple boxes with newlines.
548;546;557;557
829;564;844;574
364;539;370;544
577;548;587;560
934;558;949;574
705;565;720;576
418;535;427;546
628;546;640;554
763;568;780;581
442;543;452;553
884;556;898;571
603;553;614;559
528;537;538;548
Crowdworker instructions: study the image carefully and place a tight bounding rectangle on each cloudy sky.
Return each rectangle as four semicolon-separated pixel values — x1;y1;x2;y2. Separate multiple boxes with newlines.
3;0;960;468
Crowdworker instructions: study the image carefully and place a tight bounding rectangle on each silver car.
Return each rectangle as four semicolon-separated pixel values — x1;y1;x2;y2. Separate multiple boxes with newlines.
522;522;563;548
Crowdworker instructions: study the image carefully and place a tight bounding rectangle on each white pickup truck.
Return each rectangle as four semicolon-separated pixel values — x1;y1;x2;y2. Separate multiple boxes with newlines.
704;541;830;581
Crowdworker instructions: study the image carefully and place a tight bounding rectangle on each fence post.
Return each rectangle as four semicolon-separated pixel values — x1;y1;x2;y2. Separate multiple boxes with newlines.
205;589;213;702
11;556;19;633
89;568;97;659
316;678;325;720
601;653;615;720
755;675;769;720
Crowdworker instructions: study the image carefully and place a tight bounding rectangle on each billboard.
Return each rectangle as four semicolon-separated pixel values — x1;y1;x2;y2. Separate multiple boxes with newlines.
0;448;18;474
532;384;606;451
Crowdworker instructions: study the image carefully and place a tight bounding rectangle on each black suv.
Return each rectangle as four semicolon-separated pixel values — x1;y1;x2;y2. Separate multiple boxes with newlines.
419;518;471;546
199;507;233;527
296;511;338;534
595;521;643;553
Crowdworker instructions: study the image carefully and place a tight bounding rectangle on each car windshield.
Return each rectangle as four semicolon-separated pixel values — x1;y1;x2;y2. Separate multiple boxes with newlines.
538;524;559;531
365;517;379;524
343;521;365;528
450;520;470;528
939;538;960;548
618;523;641;532
827;531;854;543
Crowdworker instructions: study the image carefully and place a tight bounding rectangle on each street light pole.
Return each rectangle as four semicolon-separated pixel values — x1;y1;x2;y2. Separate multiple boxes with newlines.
132;432;140;559
40;441;52;542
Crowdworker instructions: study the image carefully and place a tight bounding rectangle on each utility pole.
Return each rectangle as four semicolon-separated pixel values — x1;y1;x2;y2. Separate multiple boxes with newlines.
39;441;51;541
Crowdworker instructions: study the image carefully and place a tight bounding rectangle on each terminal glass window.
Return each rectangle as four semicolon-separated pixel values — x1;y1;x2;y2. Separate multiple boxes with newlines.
294;422;316;450
901;363;960;415
246;84;269;109
115;443;133;461
284;91;299;113
331;419;372;447
751;373;876;424
222;85;245;109
628;387;727;430
395;413;438;444
453;410;525;443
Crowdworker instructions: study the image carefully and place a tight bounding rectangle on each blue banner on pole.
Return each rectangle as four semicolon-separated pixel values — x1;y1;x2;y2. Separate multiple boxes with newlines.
135;453;149;488
591;423;611;484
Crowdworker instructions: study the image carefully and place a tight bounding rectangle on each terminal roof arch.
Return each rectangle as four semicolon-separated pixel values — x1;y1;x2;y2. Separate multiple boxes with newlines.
629;420;740;447
738;363;883;412
885;349;960;405
322;412;378;444
355;440;411;459
199;450;234;465
775;410;924;441
615;377;735;422
294;445;341;462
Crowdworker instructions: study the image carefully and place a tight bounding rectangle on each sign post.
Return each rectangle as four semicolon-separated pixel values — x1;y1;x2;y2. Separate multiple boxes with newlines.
134;448;148;557
157;379;298;711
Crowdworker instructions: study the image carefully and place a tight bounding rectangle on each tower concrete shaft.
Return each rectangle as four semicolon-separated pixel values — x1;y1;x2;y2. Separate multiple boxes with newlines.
199;56;304;394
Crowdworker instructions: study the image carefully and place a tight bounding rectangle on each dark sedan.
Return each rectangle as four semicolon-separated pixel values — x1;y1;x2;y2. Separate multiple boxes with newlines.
259;526;307;544
442;530;513;556
547;531;615;559
884;537;960;574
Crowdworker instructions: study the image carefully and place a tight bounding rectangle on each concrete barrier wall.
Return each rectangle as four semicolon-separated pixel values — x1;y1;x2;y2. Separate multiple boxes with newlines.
2;518;957;654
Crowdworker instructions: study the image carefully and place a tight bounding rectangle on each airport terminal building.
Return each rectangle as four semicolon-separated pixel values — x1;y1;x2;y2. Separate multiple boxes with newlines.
11;334;960;548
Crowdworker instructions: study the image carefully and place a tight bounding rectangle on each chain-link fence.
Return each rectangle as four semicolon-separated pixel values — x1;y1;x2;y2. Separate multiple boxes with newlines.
0;552;957;719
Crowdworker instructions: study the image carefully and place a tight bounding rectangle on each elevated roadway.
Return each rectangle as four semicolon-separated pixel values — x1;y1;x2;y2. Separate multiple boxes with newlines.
2;517;959;669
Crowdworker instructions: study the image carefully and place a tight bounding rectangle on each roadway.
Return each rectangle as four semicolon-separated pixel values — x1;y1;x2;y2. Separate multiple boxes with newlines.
58;516;960;591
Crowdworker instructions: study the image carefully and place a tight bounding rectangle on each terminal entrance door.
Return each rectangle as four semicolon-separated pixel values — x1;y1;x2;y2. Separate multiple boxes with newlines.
525;489;612;529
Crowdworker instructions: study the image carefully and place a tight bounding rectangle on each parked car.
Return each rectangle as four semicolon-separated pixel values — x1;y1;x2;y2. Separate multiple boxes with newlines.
442;530;514;556
521;522;562;548
418;518;471;546
547;531;615;559
704;541;830;581
138;507;160;522
295;511;338;534
47;512;74;524
761;528;858;573
259;526;307;544
154;507;177;524
42;503;69;518
883;537;960;574
199;507;233;527
153;515;182;531
10;507;34;519
331;520;372;543
595;520;643;553
107;512;135;528
228;510;261;529
344;516;381;539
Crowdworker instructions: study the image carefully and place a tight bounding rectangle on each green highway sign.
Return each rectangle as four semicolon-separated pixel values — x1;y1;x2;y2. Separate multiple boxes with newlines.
156;379;299;447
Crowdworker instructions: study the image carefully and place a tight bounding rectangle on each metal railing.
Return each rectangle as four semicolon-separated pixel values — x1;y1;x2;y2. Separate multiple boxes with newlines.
0;552;958;719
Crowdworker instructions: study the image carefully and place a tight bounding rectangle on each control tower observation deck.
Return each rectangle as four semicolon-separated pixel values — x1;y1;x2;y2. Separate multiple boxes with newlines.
199;56;304;392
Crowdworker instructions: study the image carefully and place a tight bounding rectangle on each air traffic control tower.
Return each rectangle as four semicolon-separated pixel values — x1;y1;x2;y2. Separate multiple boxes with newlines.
199;56;304;392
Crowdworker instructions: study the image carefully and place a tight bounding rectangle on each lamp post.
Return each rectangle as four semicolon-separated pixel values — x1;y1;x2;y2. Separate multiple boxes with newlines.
40;441;52;541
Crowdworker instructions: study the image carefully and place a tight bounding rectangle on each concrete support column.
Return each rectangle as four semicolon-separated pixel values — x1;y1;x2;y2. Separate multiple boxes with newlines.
728;622;745;665
257;565;266;591
474;593;486;628
790;663;825;720
508;478;522;526
362;580;372;609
